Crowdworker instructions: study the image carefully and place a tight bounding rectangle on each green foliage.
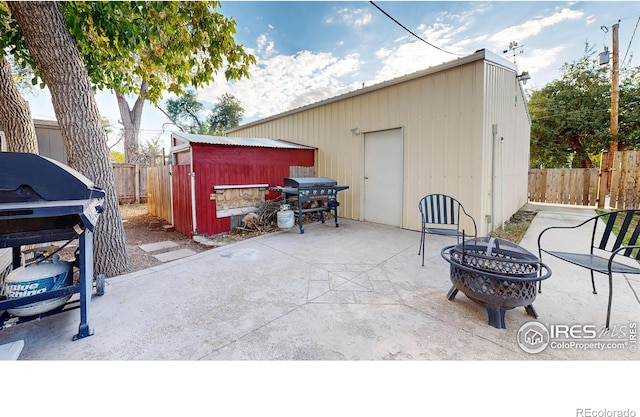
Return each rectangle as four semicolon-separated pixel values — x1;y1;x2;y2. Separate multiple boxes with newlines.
163;91;245;135
59;1;255;103
207;93;244;134
165;90;205;134
1;1;256;103
110;149;125;163
138;136;164;164
529;45;640;168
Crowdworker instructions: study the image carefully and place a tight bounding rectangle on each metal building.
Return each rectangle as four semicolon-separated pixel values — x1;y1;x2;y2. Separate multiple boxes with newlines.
0;118;66;163
226;49;531;236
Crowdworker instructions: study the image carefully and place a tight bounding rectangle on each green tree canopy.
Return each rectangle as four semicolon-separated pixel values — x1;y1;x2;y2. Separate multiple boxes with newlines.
207;92;244;134
165;90;205;134
528;47;640;168
162;91;245;135
1;1;255;162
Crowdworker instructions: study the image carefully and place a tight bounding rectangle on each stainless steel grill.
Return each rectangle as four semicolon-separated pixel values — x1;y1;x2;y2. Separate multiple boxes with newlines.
269;177;349;234
0;152;105;340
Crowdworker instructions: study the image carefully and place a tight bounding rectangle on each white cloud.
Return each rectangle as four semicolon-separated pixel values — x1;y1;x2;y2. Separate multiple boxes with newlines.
371;40;462;84
326;7;372;27
256;33;276;59
198;50;362;122
371;19;471;84
489;8;584;46
515;45;569;89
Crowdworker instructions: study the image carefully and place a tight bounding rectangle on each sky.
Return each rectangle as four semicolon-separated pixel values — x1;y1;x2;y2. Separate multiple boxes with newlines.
24;1;640;152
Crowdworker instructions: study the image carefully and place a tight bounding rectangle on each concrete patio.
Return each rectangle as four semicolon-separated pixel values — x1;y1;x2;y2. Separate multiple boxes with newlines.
0;203;638;360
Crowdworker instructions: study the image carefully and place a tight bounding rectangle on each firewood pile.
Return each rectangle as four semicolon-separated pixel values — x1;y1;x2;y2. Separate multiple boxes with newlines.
236;198;334;234
237;199;283;233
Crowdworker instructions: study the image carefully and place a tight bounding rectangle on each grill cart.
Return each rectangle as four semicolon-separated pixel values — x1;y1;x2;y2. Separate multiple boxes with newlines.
269;177;349;234
0;152;105;341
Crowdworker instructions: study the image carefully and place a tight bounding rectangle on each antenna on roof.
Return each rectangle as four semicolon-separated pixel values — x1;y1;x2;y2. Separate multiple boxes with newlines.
503;41;524;64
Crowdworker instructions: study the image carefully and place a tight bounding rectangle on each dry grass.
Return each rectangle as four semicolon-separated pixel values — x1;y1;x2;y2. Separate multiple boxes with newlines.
119;203;149;219
489;209;538;243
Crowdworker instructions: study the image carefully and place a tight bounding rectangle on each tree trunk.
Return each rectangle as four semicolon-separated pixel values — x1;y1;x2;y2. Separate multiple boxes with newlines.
116;80;147;163
0;56;39;153
8;1;129;276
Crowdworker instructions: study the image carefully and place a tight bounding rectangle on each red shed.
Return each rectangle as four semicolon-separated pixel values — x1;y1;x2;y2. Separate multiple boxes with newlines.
170;132;316;237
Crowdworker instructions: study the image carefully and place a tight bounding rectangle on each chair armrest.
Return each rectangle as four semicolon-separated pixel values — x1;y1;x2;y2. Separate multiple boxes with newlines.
537;216;597;253
608;245;640;270
459;205;478;237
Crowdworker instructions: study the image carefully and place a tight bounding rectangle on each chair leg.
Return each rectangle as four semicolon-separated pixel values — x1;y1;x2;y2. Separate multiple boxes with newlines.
590;270;597;294
537;251;543;293
419;225;425;267
606;272;613;330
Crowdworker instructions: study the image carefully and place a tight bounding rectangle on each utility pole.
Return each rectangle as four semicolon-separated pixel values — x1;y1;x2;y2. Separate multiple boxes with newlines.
608;22;620;190
606;23;620;191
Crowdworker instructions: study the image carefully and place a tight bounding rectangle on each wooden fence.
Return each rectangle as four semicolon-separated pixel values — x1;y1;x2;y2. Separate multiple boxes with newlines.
528;168;600;206
528;150;640;209
610;150;640;209
112;163;148;204
147;165;172;223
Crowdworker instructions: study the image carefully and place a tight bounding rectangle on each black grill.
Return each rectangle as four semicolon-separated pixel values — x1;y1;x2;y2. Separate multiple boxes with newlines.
0;152;105;340
269;177;349;234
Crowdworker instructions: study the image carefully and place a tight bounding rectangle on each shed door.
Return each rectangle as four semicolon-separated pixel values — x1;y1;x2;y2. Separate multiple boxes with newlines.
363;128;403;227
171;164;194;236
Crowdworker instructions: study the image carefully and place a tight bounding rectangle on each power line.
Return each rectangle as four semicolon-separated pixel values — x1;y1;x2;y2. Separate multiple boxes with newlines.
369;1;460;56
623;16;640;65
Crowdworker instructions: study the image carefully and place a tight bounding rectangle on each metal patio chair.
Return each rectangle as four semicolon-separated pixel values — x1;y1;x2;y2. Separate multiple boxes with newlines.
537;209;640;329
418;194;477;266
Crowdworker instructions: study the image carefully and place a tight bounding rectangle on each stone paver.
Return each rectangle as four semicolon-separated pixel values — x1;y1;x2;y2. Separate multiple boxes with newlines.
139;240;179;253
152;248;197;262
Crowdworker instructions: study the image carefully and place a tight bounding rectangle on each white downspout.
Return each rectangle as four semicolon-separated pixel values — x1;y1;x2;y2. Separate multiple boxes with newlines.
189;147;197;236
491;123;498;233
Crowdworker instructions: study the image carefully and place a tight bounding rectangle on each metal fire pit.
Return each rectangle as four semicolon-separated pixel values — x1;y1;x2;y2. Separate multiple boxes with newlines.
440;236;551;329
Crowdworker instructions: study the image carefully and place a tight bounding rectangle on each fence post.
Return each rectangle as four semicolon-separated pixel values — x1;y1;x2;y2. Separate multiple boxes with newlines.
134;163;140;204
597;151;609;209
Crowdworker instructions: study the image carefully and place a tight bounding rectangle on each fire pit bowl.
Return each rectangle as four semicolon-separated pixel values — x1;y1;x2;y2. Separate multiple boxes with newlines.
440;236;551;329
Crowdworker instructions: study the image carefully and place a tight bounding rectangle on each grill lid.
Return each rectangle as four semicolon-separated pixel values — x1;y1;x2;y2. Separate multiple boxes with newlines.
284;177;338;188
0;152;105;247
0;152;104;203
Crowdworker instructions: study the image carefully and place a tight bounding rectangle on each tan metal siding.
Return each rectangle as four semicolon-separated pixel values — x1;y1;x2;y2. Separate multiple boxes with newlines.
482;63;531;234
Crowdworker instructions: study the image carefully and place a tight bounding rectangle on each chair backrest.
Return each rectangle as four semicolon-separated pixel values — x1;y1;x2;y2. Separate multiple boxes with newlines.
418;194;463;226
595;210;640;259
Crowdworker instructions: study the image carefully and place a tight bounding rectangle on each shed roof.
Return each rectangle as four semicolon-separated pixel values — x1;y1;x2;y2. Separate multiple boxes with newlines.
171;132;316;150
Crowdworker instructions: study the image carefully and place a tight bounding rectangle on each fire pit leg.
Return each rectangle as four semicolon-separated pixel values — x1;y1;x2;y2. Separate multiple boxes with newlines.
484;304;507;329
446;286;459;300
524;304;538;318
